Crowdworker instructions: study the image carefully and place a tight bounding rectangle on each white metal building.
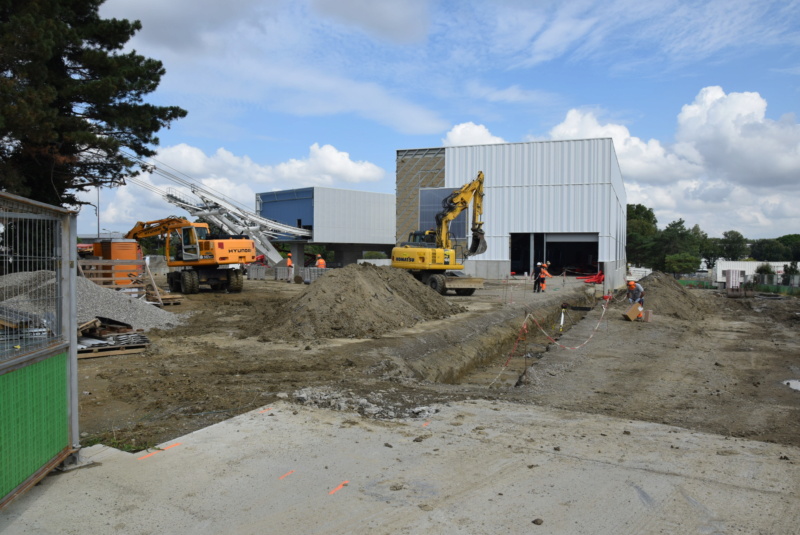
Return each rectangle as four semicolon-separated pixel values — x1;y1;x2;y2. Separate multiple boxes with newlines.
397;138;627;289
713;260;793;284
256;187;396;265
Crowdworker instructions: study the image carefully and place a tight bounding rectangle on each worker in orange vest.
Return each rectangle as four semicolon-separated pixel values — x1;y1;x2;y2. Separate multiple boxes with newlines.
286;253;293;268
540;261;553;292
315;254;327;268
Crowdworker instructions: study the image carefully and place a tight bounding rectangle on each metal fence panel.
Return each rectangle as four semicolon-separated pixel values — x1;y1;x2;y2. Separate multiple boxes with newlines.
0;192;78;510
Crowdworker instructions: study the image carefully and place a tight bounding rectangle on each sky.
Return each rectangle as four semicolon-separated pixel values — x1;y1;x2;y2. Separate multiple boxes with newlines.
78;0;800;240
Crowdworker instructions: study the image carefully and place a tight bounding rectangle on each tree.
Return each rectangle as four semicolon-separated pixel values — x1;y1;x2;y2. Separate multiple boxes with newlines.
664;252;701;276
750;239;790;261
699;237;723;270
720;230;749;261
782;261;799;286
755;263;775;275
652;219;700;271
626;204;658;267
776;234;800;261
0;0;187;207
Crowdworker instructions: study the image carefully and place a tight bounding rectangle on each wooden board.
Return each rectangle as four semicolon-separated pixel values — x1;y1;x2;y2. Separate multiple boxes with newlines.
77;345;148;359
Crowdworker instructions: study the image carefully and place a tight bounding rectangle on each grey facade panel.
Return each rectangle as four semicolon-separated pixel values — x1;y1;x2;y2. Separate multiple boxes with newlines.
444;139;626;269
312;188;395;245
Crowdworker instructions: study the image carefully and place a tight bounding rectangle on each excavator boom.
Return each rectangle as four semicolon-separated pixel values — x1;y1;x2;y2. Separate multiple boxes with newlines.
434;171;486;256
391;171;487;295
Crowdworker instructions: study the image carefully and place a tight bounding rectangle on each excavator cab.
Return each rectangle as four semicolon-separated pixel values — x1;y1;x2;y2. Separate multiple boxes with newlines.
181;226;201;261
403;230;437;247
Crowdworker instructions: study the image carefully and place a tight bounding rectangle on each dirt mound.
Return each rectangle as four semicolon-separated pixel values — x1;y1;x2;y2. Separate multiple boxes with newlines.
261;263;465;340
626;271;714;321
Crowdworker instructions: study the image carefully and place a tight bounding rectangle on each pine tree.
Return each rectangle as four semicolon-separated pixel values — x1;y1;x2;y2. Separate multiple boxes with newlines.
0;0;186;206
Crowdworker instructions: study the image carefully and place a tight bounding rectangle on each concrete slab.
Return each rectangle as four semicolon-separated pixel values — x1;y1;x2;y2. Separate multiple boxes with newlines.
2;400;798;534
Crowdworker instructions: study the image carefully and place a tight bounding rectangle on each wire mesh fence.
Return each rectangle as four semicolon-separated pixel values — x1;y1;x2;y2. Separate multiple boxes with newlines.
0;194;68;363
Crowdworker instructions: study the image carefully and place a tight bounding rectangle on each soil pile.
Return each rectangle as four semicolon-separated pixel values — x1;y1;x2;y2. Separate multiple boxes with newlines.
623;271;714;321
261;263;464;340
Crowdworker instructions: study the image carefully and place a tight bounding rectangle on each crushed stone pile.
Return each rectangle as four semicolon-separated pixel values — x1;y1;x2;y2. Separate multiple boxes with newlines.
0;270;185;331
262;263;465;340
622;271;714;321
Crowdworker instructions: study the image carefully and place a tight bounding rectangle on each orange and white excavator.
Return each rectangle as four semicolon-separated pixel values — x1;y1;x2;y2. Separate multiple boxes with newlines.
125;217;256;293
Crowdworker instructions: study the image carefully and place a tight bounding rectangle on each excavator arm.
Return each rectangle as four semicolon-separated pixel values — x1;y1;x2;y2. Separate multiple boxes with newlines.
434;171;486;256
124;217;199;240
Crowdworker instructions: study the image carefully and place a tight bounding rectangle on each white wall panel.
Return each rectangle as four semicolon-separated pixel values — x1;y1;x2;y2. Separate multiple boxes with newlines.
312;188;395;244
445;139;626;264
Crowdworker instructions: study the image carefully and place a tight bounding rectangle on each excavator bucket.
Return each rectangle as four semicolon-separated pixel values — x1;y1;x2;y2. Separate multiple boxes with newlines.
467;228;487;257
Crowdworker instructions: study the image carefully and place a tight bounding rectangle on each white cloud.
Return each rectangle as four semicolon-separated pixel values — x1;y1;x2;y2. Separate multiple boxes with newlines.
442;122;506;147
99;0;270;52
547;109;702;182
78;143;386;234
155;143;385;188
499;0;799;68
270;143;386;185
309;0;430;44
466;81;557;106
544;86;800;237
676;86;800;189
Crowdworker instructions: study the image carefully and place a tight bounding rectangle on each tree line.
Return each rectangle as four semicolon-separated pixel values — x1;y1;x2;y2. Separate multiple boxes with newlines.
627;204;800;277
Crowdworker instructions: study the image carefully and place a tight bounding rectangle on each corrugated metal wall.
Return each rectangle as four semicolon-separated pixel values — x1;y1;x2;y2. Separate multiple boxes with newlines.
444;139;626;265
312;188;395;245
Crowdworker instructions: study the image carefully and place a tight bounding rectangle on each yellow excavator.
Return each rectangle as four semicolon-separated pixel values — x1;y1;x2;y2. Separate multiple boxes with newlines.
391;171;487;295
125;217;256;293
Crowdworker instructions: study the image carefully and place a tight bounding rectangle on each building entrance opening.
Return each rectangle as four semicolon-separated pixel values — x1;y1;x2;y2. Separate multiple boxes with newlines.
509;233;531;275
545;241;598;275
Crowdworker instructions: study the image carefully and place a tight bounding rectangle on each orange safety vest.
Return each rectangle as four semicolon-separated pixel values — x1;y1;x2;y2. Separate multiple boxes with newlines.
315;258;326;268
286;257;293;267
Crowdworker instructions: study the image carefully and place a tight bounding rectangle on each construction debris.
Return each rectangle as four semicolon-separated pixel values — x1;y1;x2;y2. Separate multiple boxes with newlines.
0;270;187;333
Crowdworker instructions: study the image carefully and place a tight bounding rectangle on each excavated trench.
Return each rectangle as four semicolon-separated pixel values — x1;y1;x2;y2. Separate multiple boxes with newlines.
398;285;597;385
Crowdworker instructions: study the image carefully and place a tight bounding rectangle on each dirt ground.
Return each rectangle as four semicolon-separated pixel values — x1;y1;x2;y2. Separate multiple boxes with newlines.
77;266;800;452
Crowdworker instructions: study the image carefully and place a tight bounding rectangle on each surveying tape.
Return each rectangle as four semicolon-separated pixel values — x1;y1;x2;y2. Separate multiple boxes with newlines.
488;297;613;387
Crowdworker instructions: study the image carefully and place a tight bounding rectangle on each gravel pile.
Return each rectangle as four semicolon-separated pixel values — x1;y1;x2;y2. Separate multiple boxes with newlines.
1;270;186;331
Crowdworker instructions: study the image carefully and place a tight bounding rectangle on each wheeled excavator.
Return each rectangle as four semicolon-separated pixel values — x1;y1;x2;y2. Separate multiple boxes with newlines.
125;217;256;293
391;171;487;295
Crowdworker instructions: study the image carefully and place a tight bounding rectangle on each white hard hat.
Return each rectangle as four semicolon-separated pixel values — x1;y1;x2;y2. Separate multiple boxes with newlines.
536;262;542;265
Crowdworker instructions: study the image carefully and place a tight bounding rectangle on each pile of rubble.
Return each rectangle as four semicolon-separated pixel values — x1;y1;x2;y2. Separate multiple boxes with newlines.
1;270;186;333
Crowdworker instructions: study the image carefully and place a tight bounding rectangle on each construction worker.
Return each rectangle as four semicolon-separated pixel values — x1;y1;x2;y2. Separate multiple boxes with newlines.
540;261;553;291
286;253;293;268
627;280;645;318
533;262;543;293
315;254;326;268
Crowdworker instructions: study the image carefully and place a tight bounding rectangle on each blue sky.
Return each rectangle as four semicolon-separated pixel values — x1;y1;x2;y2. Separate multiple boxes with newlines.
80;0;800;240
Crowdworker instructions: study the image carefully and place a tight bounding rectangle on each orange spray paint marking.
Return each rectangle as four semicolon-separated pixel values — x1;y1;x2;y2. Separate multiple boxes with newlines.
329;481;349;495
279;470;295;480
137;443;181;460
259;408;273;413
422;421;430;427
